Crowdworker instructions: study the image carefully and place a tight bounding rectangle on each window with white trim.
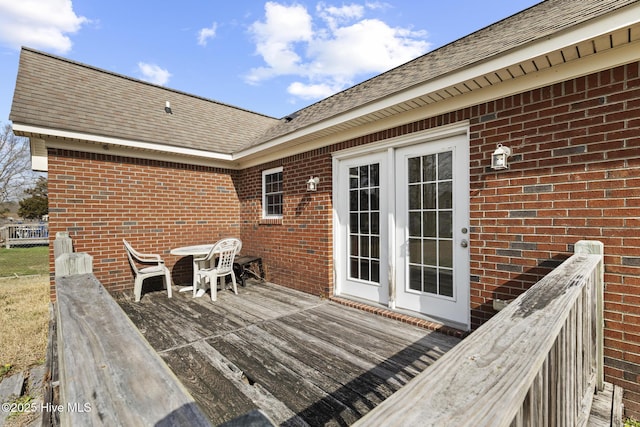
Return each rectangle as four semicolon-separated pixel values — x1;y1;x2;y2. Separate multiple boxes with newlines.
262;167;283;218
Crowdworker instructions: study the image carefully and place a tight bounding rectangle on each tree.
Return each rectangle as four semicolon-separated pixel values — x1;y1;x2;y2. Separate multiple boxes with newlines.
18;177;48;220
0;123;33;217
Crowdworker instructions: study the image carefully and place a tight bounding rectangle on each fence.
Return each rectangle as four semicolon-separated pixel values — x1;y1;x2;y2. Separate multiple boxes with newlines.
355;240;604;427
0;223;49;248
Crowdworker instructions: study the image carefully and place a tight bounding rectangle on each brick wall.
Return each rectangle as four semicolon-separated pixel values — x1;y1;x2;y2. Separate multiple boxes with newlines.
237;149;334;296
47;150;241;300
467;61;640;417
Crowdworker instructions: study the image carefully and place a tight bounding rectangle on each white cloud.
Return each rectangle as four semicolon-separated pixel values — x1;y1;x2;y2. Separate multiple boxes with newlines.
246;2;313;83
246;1;430;103
287;81;341;100
137;62;171;86
198;22;218;46
0;0;87;54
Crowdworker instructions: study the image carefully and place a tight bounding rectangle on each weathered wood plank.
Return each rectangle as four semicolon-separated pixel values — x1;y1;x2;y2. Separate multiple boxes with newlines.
189;340;306;426
354;253;602;427
209;332;361;426
56;273;211;427
161;346;257;425
258;320;400;402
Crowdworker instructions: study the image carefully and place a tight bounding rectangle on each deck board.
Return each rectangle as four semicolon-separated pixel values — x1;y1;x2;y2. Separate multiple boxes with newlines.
116;281;460;426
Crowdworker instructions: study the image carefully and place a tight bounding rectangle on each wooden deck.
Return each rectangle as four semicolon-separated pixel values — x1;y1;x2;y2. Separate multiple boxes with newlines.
116;280;461;426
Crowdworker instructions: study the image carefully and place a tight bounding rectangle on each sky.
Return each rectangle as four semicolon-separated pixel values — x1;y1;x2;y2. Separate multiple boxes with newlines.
0;0;542;124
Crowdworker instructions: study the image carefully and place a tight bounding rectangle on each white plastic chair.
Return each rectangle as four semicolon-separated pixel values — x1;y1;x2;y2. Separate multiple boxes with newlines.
194;238;242;301
123;239;172;302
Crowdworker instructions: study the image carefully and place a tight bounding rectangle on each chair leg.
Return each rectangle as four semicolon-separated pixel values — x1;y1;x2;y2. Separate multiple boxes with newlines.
164;269;172;298
230;272;238;295
134;276;143;302
211;273;218;301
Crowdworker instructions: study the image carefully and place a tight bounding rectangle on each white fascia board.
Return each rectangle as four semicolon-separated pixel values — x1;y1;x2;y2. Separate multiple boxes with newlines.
232;3;640;162
12;124;234;162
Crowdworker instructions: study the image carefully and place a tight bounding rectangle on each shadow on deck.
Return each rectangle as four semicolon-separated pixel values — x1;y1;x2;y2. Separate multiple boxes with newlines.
116;280;460;426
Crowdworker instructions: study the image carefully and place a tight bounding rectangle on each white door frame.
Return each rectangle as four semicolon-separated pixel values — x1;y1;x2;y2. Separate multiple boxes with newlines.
333;122;470;329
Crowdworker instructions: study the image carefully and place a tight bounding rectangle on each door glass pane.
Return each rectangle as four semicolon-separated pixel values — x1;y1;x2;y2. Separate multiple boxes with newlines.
423;211;436;238
406;151;455;298
423;239;437;266
439;240;453;268
408;184;421;210
438;152;453;180
439;269;453;297
409;265;422;291
423;183;436;209
408;157;421;183
409;239;422;264
439;182;452;209
348;162;380;283
422;154;436;182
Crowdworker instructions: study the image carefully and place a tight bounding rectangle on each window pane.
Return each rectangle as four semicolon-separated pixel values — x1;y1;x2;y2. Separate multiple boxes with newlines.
423;239;437;266
439;212;452;238
370;188;379;210
350;235;359;256
424;267;438;294
409;212;421;237
360;259;370;281
359;213;369;234
360;235;369;257
408;157;421;183
371;236;379;258
371;212;380;234
370;164;379;187
439;240;453;268
409;184;421;210
439;181;452;209
409;238;422;264
371;260;380;283
439;269;453;297
423;183;436;209
349;213;358;233
360;190;369;210
423;211;436;238
438;152;452;180
423;154;436;182
350;190;358;211
409;265;422;291
349;167;358;188
350;257;359;280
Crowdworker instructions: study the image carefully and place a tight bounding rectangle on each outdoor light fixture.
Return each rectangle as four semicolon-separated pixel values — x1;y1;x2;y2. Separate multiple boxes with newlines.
165;101;172;114
491;144;512;170
306;176;320;191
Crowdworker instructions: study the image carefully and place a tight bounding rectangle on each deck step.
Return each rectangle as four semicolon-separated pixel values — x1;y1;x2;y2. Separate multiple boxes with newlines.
588;382;624;427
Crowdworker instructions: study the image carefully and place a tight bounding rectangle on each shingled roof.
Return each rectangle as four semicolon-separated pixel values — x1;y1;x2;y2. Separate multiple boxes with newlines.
10;49;280;154
10;0;640;159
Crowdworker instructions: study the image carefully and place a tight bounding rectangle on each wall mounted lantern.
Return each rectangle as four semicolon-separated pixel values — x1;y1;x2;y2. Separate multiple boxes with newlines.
491;144;512;170
306;176;320;191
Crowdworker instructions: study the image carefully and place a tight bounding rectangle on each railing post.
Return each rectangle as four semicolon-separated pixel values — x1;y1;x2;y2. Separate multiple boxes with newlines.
575;240;604;391
54;232;93;277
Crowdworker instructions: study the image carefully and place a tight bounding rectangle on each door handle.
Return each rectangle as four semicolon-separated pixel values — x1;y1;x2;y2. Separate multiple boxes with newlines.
460;239;468;248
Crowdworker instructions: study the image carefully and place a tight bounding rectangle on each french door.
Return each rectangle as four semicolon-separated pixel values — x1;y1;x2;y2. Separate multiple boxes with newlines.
334;131;469;329
394;137;469;328
335;152;389;305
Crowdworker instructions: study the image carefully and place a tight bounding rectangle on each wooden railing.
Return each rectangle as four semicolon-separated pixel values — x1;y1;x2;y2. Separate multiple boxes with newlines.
355;240;604;427
0;223;48;248
53;233;212;426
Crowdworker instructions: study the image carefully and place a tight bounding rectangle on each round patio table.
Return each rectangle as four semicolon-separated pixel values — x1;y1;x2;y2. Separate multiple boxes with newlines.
170;244;214;297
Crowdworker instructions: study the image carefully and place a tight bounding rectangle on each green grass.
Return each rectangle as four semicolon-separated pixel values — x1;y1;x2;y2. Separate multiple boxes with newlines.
0;246;49;277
